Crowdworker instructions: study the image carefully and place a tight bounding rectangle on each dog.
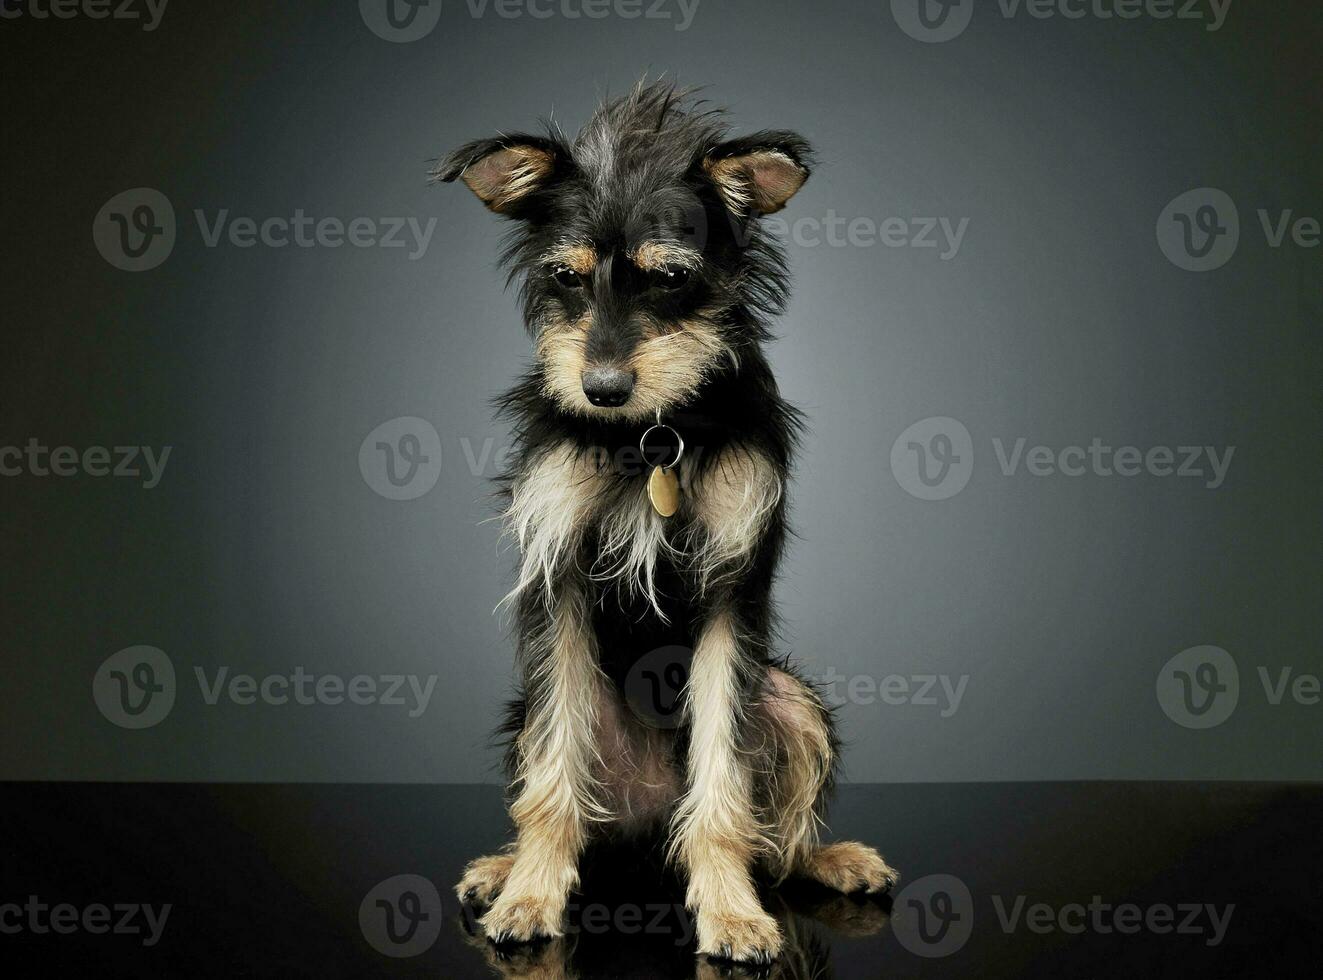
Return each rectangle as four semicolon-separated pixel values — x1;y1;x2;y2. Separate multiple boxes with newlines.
437;81;898;966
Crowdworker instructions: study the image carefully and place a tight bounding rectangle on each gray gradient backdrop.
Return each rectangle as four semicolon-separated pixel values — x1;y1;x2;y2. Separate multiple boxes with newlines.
2;0;1319;783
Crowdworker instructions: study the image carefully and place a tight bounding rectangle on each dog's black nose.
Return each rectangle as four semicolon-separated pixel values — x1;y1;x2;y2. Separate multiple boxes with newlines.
581;367;635;408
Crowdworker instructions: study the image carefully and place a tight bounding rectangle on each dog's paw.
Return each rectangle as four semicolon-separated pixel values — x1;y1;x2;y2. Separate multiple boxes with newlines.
696;958;776;980
481;894;564;945
457;853;516;908
800;841;900;895
791;893;892;938
461;916;571;977
697;909;783;966
487;937;572;978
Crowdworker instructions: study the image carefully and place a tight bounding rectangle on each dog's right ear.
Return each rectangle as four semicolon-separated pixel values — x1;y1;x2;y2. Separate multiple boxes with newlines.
700;131;813;217
432;135;566;215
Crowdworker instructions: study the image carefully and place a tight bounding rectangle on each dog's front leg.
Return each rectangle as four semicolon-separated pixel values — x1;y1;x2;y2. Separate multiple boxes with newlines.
481;584;605;944
673;606;782;964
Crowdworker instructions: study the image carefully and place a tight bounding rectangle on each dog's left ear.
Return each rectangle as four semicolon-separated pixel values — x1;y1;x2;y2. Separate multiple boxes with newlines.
701;131;813;216
432;134;565;215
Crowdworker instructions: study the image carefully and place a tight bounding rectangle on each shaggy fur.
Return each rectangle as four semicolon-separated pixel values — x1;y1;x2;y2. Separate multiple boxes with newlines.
438;80;897;966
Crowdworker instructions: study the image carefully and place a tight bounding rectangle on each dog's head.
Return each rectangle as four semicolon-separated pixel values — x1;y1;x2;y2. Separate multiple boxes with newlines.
435;82;812;422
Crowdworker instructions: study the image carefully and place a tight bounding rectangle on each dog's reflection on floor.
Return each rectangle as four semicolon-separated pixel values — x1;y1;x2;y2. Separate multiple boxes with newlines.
457;842;892;979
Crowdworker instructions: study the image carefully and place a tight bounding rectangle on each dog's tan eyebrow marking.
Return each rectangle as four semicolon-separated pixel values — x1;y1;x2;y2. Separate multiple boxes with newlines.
543;241;598;275
629;240;701;272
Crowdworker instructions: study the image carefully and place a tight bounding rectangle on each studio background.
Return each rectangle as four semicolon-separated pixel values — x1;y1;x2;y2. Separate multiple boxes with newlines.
2;0;1319;785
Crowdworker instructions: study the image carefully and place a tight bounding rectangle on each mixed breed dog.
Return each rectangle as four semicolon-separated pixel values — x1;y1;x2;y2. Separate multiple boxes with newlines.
438;81;896;967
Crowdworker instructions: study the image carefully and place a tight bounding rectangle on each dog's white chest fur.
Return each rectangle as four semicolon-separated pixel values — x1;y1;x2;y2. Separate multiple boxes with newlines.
506;442;782;612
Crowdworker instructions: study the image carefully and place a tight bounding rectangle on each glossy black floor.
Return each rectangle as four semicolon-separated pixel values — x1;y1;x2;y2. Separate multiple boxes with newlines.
0;782;1317;977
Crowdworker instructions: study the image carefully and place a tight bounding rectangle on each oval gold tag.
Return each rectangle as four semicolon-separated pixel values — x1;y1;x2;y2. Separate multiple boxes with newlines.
647;466;680;518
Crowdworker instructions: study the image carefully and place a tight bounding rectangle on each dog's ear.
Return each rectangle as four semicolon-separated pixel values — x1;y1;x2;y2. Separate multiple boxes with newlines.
701;131;813;216
433;134;566;214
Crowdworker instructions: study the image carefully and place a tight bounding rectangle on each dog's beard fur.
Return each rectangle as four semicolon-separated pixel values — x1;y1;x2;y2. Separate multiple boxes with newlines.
534;310;739;423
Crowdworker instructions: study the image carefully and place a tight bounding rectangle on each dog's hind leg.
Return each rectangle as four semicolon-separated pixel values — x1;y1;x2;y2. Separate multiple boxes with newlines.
794;841;899;895
755;667;899;896
754;666;834;882
479;584;610;944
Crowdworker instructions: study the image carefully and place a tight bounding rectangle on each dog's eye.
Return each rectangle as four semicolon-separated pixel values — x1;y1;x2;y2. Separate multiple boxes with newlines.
652;265;690;290
551;265;583;289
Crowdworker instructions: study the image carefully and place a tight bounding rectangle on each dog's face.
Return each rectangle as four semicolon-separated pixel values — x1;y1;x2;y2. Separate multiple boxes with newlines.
437;84;812;422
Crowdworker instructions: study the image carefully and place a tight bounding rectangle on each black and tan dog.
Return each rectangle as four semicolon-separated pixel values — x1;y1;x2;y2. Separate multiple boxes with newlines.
437;81;897;967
